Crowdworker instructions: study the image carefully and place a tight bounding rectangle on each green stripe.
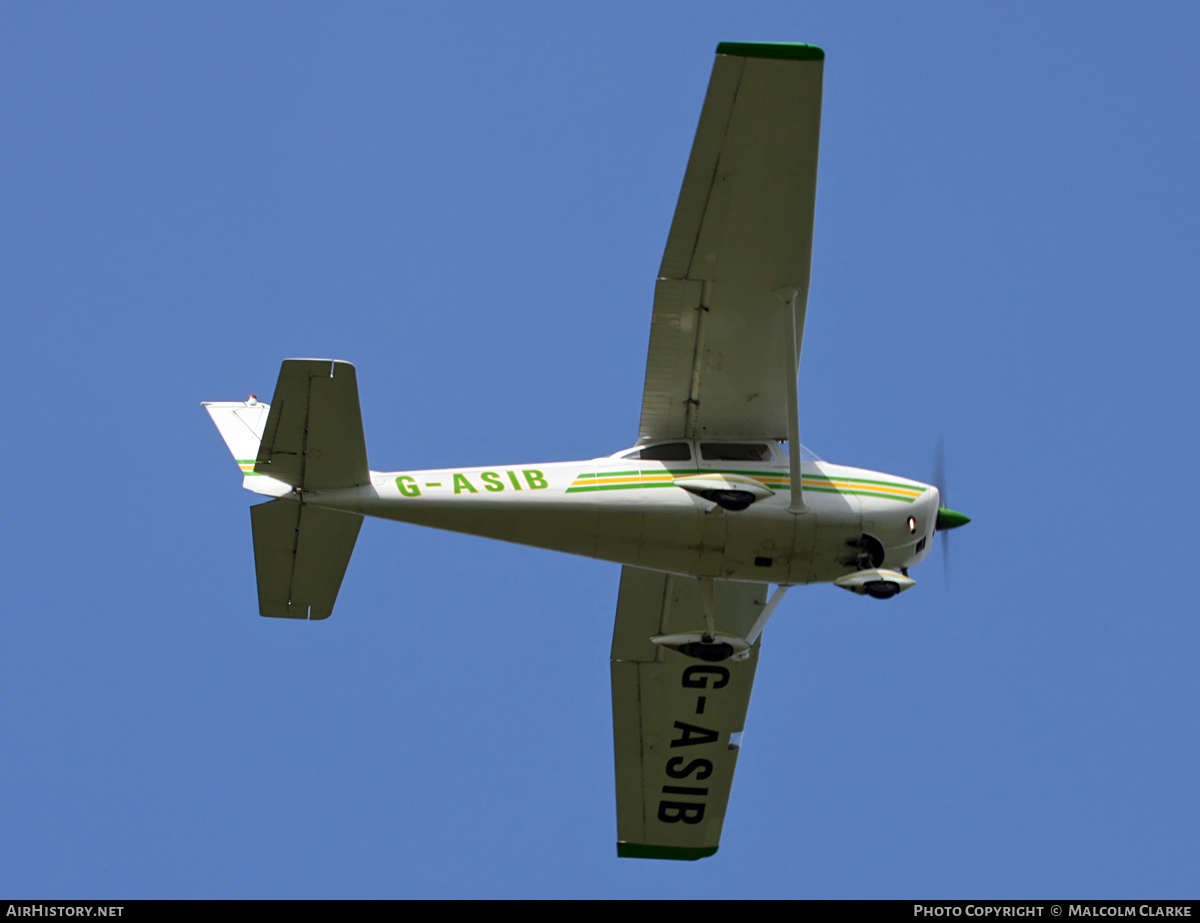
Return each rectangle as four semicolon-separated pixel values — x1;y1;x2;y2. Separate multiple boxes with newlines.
576;470;642;479
716;41;824;62
566;482;678;494
617;843;718;861
585;467;921;491
576;468;695;479
805;474;925;490
695;468;785;478
804;486;918;503
567;479;918;501
689;468;923;491
568;481;786;494
567;466;924;501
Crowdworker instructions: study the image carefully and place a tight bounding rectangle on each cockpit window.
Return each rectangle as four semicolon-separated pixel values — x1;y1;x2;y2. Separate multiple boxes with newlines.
797;444;822;463
700;443;773;462
621;442;692;461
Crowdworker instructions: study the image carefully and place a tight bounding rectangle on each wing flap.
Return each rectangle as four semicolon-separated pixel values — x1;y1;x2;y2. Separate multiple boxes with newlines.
637;279;705;442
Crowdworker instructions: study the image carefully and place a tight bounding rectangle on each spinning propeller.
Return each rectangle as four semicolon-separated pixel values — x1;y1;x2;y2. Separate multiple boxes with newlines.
932;437;971;580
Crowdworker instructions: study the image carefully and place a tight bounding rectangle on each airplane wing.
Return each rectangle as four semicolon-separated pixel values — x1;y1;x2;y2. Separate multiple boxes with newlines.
638;43;824;442
611;566;768;859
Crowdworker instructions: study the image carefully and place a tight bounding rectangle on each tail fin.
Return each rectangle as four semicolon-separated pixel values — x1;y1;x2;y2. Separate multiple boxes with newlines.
203;397;271;476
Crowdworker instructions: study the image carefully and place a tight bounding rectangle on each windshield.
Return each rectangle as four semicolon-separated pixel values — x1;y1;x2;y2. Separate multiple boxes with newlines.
796;443;822;463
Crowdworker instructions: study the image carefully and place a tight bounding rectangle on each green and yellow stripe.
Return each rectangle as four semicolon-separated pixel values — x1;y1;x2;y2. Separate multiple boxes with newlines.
565;469;926;503
565;470;680;493
801;474;925;502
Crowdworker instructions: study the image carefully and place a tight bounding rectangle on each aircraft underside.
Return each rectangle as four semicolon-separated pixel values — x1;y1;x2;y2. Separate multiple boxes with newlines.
203;41;971;860
273;456;939;587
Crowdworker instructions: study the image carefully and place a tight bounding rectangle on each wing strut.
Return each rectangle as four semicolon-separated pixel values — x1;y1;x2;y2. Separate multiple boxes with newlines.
744;585;789;647
783;289;807;512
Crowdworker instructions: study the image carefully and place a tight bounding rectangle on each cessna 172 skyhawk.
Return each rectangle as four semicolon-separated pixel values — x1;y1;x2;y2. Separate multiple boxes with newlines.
204;42;968;861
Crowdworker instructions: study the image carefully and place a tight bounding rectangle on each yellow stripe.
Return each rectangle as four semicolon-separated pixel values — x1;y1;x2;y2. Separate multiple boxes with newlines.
569;472;923;498
804;479;922;497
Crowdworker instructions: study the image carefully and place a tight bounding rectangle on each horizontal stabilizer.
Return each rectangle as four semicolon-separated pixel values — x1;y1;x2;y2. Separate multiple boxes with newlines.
251;499;363;620
255;359;369;489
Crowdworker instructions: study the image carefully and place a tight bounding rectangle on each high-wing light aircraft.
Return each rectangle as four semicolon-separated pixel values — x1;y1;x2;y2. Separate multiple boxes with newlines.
204;42;969;861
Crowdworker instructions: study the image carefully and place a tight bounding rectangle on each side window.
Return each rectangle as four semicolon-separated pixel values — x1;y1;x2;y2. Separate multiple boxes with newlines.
700;443;773;462
628;443;692;461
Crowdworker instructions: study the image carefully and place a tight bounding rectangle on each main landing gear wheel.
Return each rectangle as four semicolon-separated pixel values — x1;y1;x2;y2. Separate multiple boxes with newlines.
678;635;737;662
651;632;750;662
699;489;757;512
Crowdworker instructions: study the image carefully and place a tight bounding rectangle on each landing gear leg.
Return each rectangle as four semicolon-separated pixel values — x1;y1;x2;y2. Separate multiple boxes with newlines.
700;576;716;643
650;576;745;662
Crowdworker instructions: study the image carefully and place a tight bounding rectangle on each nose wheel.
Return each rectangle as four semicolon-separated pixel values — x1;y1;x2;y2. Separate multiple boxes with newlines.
834;568;916;598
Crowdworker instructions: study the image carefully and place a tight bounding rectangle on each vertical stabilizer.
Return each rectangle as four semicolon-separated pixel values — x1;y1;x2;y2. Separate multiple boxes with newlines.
203;398;271;475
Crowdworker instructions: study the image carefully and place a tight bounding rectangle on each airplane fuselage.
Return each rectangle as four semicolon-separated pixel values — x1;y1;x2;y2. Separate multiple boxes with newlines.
252;440;939;587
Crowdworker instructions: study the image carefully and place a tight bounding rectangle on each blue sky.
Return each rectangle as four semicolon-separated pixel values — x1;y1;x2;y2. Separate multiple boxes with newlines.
2;2;1197;898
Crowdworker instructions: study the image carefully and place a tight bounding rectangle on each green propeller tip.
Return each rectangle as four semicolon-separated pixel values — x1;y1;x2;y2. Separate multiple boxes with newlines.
936;508;971;531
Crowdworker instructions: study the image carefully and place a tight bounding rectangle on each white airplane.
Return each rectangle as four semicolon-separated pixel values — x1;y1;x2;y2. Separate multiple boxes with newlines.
204;41;969;861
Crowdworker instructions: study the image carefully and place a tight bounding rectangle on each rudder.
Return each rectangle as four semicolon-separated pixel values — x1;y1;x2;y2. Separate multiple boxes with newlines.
203;397;270;476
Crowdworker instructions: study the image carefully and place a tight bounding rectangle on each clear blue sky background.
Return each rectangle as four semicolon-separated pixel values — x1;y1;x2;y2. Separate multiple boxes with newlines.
2;2;1197;899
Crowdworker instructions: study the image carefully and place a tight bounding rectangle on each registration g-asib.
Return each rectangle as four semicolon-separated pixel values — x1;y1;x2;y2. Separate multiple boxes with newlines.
204;42;970;861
